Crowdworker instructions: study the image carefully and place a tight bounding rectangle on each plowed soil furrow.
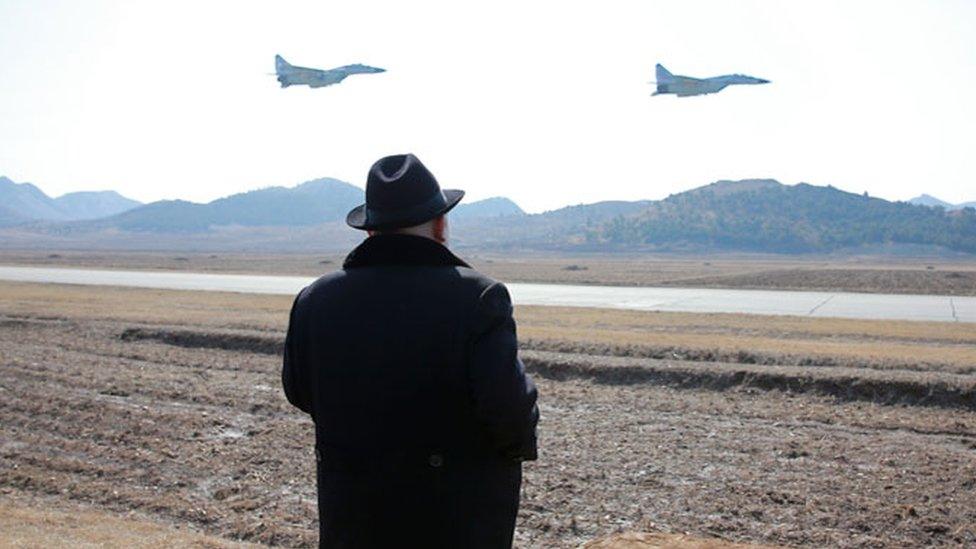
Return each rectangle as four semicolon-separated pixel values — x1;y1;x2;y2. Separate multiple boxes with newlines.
521;350;976;411
0;368;275;419
0;326;280;377
109;323;976;376
521;338;976;375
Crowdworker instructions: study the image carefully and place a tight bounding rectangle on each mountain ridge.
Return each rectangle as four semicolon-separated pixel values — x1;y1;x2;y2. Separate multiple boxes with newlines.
597;181;976;254
88;179;530;231
2;175;974;255
0;176;142;224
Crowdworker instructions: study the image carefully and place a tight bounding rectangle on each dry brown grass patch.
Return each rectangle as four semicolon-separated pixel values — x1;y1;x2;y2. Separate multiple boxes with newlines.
580;531;776;548
0;499;257;549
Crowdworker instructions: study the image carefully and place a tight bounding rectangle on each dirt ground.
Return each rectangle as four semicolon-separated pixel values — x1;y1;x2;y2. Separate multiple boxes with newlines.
3;249;976;295
0;497;764;549
1;282;975;548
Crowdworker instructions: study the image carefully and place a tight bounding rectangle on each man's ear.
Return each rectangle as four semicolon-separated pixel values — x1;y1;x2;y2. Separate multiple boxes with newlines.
432;216;447;243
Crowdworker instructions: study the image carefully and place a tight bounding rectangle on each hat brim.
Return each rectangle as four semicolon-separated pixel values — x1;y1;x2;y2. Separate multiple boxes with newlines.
346;189;465;231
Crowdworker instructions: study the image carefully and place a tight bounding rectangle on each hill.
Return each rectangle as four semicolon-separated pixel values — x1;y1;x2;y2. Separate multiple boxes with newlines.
95;178;363;231
908;194;955;209
54;191;143;220
599;180;976;253
908;194;976;211
92;179;526;232
0;177;66;224
452;199;653;249
0;176;141;225
452;197;524;219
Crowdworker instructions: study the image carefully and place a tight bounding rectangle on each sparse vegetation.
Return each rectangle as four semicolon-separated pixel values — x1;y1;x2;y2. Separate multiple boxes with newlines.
600;181;976;254
0;496;259;548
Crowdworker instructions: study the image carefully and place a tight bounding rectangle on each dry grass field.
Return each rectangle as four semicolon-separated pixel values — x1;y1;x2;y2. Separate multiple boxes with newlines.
0;491;259;549
3;249;976;295
2;281;975;547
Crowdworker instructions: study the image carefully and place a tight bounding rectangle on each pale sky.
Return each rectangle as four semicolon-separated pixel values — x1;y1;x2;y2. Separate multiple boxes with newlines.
1;0;974;213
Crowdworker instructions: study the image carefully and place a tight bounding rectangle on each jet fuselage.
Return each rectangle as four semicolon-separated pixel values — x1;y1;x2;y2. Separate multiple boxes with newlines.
275;55;385;89
653;64;769;97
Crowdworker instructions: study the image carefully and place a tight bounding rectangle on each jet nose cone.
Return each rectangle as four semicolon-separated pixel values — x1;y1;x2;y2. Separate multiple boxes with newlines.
757;78;770;84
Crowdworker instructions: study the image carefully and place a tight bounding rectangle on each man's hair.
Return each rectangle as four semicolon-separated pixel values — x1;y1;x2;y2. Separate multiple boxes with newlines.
369;216;447;242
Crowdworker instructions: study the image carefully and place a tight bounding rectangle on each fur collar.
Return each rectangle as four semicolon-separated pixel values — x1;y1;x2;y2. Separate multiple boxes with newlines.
343;234;471;270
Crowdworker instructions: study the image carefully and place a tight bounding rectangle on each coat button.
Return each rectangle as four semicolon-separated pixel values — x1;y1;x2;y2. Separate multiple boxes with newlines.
428;454;443;468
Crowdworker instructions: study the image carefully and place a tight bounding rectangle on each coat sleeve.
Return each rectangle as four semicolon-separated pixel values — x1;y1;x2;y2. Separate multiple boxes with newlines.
469;282;539;461
282;289;312;415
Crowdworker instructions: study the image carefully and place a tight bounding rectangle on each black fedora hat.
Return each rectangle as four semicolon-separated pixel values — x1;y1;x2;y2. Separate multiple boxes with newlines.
346;153;464;231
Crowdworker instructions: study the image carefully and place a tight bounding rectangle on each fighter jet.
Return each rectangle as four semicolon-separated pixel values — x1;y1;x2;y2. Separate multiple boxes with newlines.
275;55;385;89
651;64;769;97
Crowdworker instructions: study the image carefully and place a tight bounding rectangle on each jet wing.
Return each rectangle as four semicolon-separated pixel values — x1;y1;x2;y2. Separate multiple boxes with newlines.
278;66;347;88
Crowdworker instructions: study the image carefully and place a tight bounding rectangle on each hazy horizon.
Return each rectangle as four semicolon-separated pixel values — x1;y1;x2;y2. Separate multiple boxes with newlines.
2;0;974;214
4;172;975;214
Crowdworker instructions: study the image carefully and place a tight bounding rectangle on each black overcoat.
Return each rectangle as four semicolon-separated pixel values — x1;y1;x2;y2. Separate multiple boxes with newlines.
282;234;538;549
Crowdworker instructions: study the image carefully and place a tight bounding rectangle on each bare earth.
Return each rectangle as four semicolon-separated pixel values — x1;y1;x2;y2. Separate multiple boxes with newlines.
2;250;976;295
1;281;975;547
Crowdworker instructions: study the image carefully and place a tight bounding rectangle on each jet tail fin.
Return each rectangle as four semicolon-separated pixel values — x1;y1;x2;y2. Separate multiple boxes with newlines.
275;55;292;88
655;64;674;83
275;55;292;72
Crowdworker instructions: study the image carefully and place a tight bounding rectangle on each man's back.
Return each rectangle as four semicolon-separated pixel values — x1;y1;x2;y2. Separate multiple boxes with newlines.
283;234;538;548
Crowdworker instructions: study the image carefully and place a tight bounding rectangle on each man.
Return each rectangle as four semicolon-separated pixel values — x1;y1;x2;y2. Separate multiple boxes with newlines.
282;153;539;548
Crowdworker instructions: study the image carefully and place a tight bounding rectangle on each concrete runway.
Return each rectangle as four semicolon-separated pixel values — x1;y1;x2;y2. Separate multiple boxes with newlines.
1;265;973;323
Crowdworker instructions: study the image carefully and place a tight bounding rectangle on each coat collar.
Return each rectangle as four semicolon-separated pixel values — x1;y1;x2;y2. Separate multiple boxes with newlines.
343;234;471;270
